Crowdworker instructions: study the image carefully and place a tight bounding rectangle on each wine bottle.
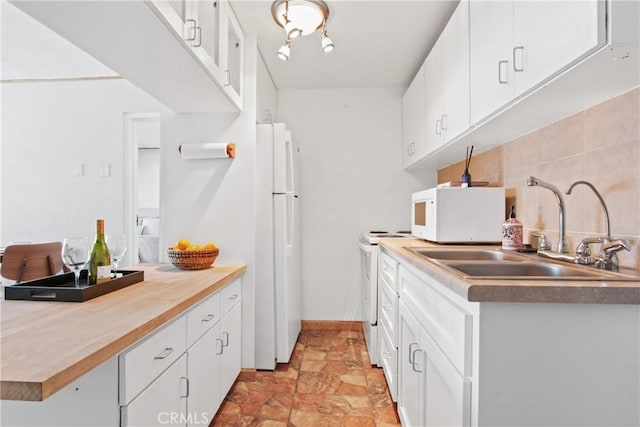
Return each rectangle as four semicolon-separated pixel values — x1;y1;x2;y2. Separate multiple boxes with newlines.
89;219;111;285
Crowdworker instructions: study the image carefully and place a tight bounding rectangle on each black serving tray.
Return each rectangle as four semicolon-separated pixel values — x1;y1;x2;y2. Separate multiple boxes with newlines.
3;270;144;302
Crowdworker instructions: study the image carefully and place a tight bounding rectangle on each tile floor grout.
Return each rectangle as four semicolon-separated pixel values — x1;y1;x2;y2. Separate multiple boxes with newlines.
212;328;402;426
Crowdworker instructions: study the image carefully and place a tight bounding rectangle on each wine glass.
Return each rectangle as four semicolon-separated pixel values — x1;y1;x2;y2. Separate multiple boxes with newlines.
61;238;90;287
107;234;128;277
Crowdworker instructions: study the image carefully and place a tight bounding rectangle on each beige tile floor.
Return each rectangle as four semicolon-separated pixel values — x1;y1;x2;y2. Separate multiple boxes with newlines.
212;327;402;426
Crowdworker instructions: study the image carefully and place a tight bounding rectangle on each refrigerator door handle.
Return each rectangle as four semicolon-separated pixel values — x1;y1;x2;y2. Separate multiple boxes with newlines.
286;135;295;194
287;194;295;251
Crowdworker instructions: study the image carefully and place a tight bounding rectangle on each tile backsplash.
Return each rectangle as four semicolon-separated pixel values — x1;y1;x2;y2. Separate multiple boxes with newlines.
438;87;640;269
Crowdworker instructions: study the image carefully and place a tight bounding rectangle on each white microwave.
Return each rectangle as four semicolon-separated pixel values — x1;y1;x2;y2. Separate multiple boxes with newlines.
411;187;505;243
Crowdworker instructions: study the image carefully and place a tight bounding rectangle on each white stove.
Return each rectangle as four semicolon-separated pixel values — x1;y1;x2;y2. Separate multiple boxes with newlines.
359;230;413;245
358;230;413;366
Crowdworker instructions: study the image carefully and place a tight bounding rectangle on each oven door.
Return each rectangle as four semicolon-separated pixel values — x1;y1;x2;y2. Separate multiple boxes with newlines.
358;239;378;325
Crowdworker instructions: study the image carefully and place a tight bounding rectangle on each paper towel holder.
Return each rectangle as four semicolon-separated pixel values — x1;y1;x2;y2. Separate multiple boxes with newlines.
178;142;236;159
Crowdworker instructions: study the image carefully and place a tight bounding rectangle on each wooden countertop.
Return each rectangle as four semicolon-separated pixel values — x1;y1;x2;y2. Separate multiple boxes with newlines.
0;264;246;401
380;239;640;304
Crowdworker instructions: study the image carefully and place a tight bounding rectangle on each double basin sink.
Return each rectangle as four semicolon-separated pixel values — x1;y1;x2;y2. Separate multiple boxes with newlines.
407;247;638;281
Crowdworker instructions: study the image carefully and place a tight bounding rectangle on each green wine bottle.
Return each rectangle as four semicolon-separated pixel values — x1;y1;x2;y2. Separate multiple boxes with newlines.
89;219;111;285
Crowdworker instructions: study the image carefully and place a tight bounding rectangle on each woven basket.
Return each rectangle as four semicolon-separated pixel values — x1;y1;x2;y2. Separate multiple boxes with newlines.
167;248;219;270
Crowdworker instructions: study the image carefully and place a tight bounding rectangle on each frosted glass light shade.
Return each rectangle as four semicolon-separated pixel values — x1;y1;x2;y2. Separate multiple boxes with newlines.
271;0;328;37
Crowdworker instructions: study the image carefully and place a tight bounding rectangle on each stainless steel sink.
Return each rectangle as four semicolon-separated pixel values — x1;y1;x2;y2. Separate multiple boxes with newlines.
408;247;524;262
445;261;637;281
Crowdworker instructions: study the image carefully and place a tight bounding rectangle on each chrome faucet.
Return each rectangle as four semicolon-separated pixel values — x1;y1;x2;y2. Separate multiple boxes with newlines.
566;181;611;240
527;176;569;253
566;180;630;271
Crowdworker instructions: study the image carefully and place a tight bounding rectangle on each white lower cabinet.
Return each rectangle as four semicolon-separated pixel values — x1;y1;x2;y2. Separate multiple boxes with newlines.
187;323;222;426
121;354;188;427
398;265;472;427
393;257;640;426
219;302;242;394
120;278;242;426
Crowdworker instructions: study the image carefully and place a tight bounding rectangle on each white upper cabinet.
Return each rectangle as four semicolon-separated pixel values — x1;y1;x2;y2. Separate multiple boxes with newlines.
221;1;244;109
425;0;470;151
191;1;224;82
512;1;604;96
469;0;605;125
401;63;427;168
441;0;470;144
147;0;243;110
469;0;515;126
424;35;445;155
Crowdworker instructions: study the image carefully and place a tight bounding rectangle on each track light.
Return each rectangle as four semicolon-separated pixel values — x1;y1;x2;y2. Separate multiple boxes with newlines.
277;39;291;61
321;21;334;53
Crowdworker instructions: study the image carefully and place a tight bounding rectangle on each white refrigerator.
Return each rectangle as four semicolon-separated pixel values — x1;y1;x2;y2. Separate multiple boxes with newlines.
255;123;302;370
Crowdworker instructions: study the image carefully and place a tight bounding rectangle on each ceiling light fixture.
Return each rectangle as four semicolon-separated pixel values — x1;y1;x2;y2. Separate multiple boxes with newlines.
272;0;334;60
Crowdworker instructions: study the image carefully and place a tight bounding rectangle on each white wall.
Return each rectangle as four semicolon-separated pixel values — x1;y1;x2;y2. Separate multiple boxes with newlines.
160;35;258;368
1;78;168;244
1;36;259;368
278;88;434;321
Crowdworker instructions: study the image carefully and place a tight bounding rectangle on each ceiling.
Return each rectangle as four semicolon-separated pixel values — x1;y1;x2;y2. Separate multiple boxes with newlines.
230;0;458;89
1;0;458;91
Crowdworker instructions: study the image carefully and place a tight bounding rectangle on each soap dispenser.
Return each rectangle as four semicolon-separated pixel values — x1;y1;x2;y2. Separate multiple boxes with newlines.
502;205;523;250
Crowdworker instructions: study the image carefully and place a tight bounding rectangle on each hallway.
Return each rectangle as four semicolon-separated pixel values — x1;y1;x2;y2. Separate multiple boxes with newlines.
212;324;401;426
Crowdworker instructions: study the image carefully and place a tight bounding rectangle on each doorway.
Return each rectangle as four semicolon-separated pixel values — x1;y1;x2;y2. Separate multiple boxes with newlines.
124;113;161;265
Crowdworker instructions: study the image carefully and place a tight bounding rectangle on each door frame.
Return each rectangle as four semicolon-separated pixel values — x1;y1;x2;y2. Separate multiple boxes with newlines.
123;112;161;266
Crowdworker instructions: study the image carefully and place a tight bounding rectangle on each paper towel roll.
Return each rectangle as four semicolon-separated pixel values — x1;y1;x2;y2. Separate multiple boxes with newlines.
178;142;236;159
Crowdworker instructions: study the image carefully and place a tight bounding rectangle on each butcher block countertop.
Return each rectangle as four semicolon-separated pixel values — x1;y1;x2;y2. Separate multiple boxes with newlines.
0;264;246;401
381;238;640;304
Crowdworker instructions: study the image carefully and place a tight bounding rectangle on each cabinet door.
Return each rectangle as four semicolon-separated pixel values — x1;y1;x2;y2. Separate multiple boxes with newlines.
221;0;244;108
148;0;193;40
442;0;470;144
219;302;242;396
424;36;445;153
190;0;224;82
122;354;188;427
401;63;427;168
397;300;425;427
469;0;514;125
188;323;222;425
513;0;604;97
423;330;472;427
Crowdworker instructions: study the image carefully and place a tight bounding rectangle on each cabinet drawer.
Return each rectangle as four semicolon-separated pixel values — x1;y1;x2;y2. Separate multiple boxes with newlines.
399;266;472;376
119;315;187;405
187;292;221;348
379;280;398;347
380;252;399;292
220;278;241;314
379;324;398;402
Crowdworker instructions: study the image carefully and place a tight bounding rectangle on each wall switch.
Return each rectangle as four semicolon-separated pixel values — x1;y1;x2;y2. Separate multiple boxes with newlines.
75;163;84;176
102;163;111;177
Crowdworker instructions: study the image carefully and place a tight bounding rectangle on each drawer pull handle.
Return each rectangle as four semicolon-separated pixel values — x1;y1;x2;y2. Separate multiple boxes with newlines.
411;348;423;373
383;352;393;359
203;314;215;322
223;331;230;347
383;266;393;273
154;347;174;360
408;342;418;364
216;338;224;355
180;376;190;398
228;294;239;300
382;304;392;311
